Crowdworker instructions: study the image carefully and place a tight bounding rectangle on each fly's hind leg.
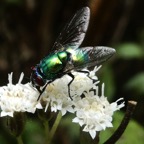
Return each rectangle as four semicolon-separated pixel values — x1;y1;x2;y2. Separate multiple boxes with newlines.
77;70;97;96
77;70;93;81
67;73;75;100
67;70;93;100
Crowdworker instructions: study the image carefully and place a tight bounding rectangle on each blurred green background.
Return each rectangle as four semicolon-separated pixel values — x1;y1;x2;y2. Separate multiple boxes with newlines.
0;0;144;144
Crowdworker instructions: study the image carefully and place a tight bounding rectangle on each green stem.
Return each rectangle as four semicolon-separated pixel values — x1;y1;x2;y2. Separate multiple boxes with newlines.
16;135;23;144
50;112;62;137
47;112;62;144
44;121;50;143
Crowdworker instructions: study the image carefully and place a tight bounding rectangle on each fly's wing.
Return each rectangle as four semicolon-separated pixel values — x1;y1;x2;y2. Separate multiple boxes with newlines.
65;46;116;71
52;7;90;51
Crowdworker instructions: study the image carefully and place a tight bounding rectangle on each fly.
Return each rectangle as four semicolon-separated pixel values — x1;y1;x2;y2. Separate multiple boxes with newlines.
30;7;116;100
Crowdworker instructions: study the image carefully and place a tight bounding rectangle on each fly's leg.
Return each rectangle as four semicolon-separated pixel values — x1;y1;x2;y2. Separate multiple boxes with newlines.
67;71;93;100
77;70;97;97
67;73;75;100
37;81;51;101
36;86;46;101
77;70;93;81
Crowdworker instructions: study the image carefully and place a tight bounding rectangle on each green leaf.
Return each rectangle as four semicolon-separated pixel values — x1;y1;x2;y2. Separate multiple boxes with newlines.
125;72;144;95
100;112;144;144
116;43;143;59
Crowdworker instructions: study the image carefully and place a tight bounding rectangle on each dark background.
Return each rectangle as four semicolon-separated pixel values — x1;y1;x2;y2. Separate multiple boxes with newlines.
0;0;144;144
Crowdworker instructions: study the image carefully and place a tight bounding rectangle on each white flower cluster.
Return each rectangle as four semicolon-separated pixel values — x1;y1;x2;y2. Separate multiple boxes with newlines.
0;66;124;139
42;66;124;139
72;85;124;139
42;66;100;115
0;73;42;117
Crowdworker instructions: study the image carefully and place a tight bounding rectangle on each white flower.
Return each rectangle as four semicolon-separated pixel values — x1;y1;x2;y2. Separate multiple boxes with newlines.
42;75;75;116
42;67;102;115
0;73;42;117
89;65;101;80
72;83;125;139
41;66;124;139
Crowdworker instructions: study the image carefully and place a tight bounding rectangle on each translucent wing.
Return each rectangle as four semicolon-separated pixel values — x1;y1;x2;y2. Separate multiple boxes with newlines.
65;46;116;71
52;7;90;51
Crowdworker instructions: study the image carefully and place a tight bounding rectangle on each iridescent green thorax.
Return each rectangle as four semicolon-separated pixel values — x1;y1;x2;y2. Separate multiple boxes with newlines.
39;46;91;80
39;51;68;79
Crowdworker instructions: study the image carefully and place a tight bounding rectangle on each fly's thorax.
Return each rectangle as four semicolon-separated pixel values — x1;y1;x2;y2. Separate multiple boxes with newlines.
57;51;70;64
39;51;70;79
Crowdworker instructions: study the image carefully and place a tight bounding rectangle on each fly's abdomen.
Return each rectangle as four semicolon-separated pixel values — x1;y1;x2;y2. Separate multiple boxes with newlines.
39;53;64;79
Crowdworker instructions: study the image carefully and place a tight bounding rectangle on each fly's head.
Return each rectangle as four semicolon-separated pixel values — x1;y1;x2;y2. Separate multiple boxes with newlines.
30;65;46;87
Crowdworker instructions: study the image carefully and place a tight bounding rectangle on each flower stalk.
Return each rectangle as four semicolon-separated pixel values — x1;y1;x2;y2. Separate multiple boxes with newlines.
6;112;26;137
43;120;50;144
47;112;62;144
16;135;24;144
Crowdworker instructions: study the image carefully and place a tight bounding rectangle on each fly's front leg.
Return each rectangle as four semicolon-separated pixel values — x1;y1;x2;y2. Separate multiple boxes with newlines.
37;81;51;101
67;73;75;100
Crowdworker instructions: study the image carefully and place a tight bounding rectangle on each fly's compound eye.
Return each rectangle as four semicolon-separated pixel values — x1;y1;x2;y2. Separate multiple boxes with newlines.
35;76;45;86
33;74;45;86
31;71;46;87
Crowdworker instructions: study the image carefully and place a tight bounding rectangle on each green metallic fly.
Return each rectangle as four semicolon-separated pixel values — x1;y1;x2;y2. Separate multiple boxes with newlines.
31;7;115;100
